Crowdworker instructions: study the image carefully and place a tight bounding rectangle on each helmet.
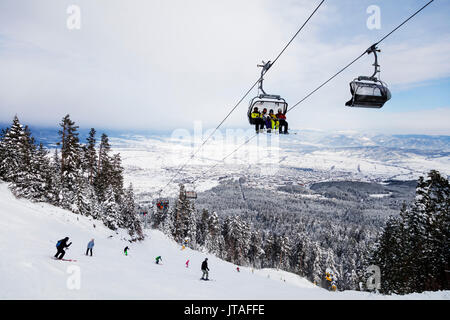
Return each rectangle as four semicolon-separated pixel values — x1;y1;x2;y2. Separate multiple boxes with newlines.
253;107;258;111
269;109;274;113
278;108;282;113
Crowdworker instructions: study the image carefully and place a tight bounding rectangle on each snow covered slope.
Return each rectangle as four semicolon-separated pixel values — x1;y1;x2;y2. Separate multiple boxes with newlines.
0;183;447;300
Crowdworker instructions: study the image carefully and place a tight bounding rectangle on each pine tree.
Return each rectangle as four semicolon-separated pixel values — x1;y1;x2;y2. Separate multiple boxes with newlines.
84;128;97;185
23;143;52;201
248;229;264;268
172;184;195;244
120;183;143;240
204;211;224;257
101;185;120;230
94;133;112;202
57;115;81;209
0;127;9;179
369;170;450;294
50;149;63;206
196;209;210;247
0;116;30;184
110;153;124;201
9;124;38;199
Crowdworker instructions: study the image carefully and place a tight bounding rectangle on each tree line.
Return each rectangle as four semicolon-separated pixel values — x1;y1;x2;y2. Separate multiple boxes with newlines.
150;171;449;294
368;170;449;294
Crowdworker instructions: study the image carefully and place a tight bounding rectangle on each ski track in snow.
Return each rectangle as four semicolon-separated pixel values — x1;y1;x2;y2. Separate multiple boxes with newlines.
1;183;449;300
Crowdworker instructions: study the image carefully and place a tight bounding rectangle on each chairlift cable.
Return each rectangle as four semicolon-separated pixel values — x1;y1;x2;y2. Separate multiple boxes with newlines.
161;0;434;194
199;133;259;177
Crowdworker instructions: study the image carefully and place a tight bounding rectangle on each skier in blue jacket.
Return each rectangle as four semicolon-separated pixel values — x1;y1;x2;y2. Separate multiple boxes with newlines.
86;239;94;256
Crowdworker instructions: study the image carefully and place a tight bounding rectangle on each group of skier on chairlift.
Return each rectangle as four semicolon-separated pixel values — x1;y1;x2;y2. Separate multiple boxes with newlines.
251;106;288;134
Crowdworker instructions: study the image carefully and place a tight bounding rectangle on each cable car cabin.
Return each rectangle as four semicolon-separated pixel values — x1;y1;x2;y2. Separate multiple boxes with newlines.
155;199;169;213
183;191;197;200
248;94;288;125
346;45;391;109
345;76;391;109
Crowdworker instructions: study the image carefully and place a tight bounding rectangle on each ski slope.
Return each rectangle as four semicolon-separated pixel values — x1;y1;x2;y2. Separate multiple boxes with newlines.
0;183;448;300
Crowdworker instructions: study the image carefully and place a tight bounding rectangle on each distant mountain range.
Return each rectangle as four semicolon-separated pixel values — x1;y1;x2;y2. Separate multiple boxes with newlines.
6;125;448;152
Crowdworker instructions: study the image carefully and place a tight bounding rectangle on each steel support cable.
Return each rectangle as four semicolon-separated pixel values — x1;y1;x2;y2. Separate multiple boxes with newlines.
159;0;326;193
287;0;435;113
199;133;259;178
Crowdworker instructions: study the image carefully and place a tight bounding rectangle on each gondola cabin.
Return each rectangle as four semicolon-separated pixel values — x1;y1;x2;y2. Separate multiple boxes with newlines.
346;45;391;109
345;76;391;109
184;191;197;200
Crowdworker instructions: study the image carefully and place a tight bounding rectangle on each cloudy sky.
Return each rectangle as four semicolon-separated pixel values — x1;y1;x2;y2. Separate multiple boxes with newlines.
1;0;449;134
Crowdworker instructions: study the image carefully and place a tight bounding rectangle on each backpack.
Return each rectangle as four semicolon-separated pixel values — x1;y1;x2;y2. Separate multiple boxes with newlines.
56;240;62;248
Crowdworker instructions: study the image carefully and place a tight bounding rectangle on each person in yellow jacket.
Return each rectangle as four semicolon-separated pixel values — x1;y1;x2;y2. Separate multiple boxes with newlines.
268;109;279;132
251;107;265;133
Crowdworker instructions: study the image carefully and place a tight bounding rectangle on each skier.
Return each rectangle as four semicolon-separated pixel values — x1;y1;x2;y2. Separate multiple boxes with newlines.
124;246;129;256
86;238;94;256
261;108;271;132
269;109;279;132
236;267;240;272
201;258;209;280
276;108;288;134
155;256;162;264
55;237;72;260
186;259;190;268
250;107;265;133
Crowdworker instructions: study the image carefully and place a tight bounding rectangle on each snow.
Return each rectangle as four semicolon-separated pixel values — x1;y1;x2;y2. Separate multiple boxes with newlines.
369;193;392;198
108;131;450;199
1;183;448;300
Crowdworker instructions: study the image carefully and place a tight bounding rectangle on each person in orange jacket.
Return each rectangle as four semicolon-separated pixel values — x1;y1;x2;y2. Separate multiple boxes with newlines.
276;108;288;134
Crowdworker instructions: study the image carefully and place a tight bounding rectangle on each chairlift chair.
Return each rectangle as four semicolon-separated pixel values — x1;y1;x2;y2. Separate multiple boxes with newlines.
155;198;169;214
248;61;288;125
346;45;391;109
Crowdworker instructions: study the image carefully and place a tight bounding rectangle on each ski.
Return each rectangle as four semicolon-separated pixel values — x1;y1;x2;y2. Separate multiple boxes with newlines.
53;258;77;262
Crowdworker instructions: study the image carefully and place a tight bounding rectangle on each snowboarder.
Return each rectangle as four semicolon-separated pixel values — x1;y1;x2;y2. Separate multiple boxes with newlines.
55;237;72;260
124;246;129;256
186;259;190;268
86;239;94;256
155;256;162;264
201;258;209;280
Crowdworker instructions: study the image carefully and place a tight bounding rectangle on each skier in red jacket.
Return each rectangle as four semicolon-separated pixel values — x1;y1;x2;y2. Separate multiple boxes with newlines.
276;108;288;134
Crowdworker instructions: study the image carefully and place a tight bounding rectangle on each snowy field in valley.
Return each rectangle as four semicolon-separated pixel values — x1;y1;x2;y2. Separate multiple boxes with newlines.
0;183;448;300
108;130;450;199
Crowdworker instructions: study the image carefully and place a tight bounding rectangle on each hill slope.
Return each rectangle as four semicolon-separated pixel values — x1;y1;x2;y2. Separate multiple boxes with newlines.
0;183;447;300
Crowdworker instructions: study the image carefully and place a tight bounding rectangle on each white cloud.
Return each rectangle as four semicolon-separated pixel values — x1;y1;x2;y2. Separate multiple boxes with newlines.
0;0;449;134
